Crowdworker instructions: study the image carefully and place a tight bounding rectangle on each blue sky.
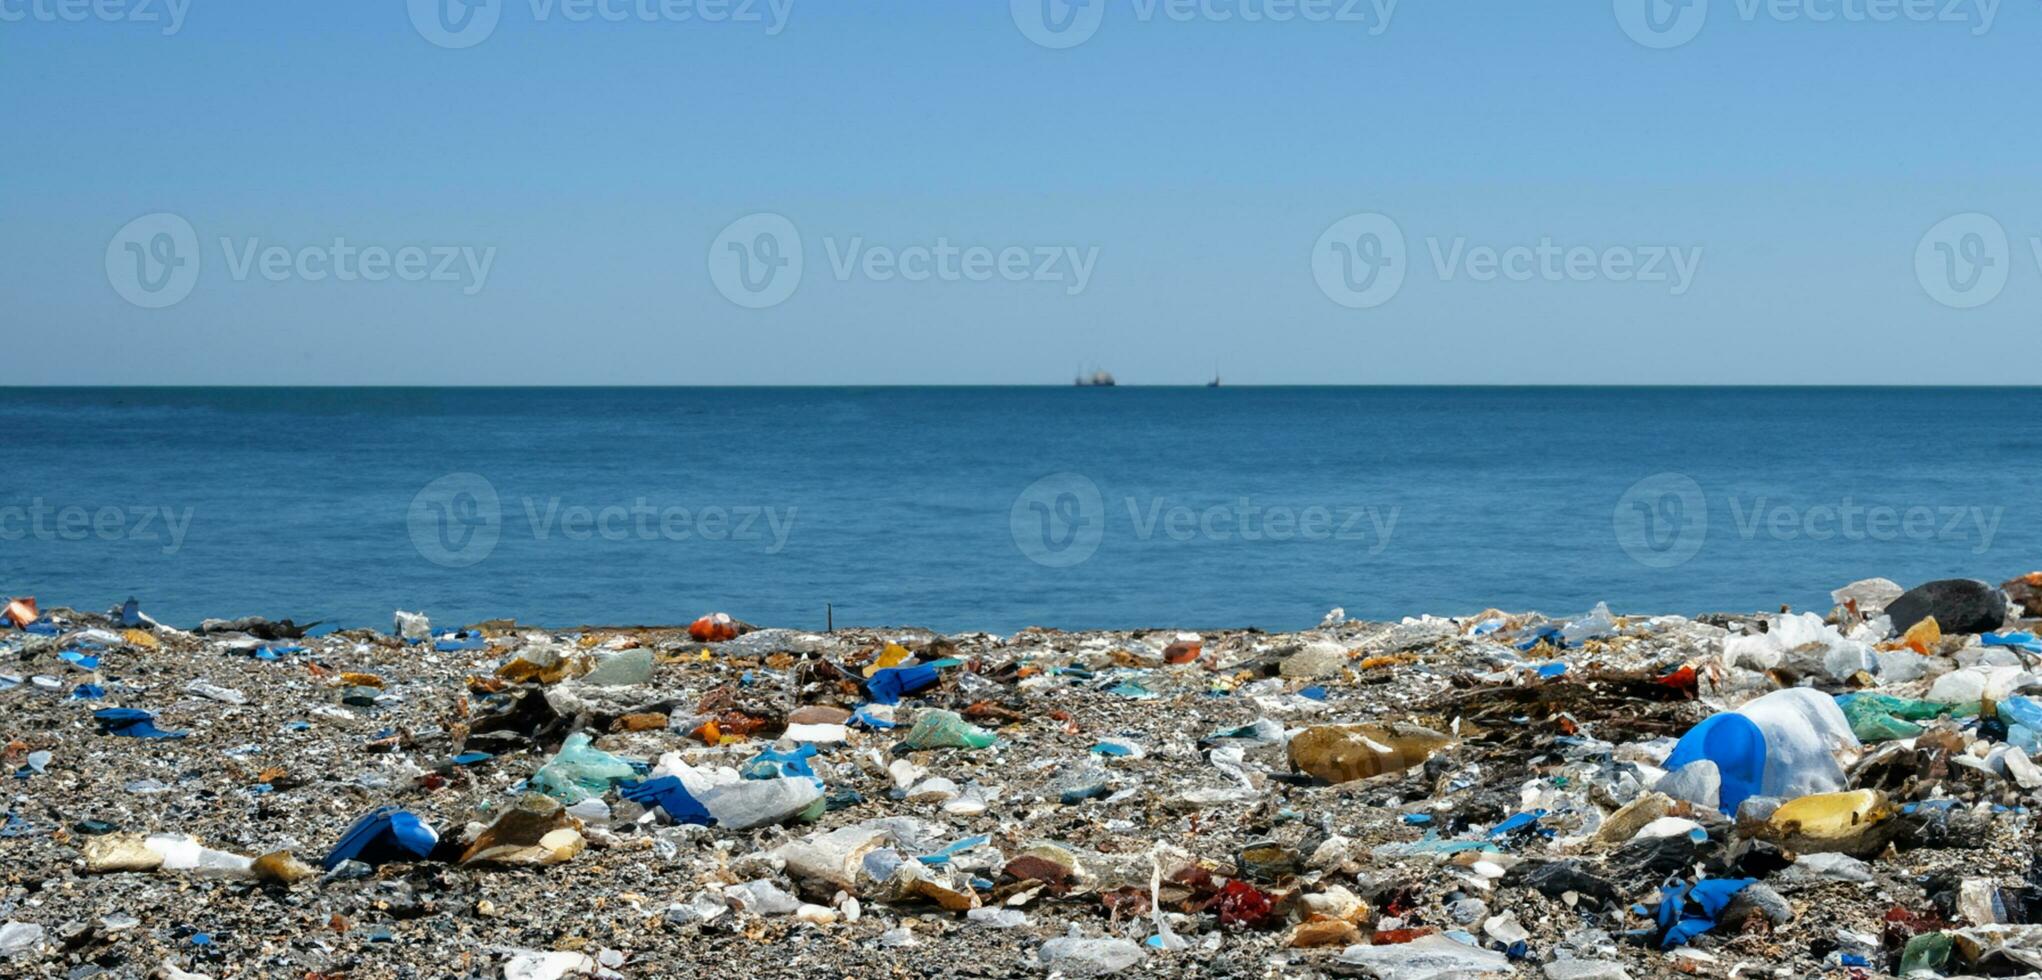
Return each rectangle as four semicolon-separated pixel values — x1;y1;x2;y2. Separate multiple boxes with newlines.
4;0;2036;384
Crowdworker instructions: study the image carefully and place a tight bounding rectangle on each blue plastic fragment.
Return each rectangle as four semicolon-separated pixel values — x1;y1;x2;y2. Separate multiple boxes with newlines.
1535;662;1568;679
619;776;714;825
93;708;187;739
118;598;142;627
1090;741;1138;757
742;743;819;782
1653;877;1756;948
1985;632;2042;655
1298;685;1329;701
434;631;485;652
58;651;100;670
1515;624;1565;651
323;806;439;869
1402;814;1433;826
452;751;493;766
866;663;941;705
70;684;106;700
850;704;897;729
917;834;991;866
1489;809;1550;839
1664;713;1768;814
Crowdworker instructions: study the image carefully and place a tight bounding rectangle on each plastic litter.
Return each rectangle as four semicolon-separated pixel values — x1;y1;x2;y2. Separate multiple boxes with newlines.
900;709;995;750
323;806;438;870
529;733;638;803
92;708;187;739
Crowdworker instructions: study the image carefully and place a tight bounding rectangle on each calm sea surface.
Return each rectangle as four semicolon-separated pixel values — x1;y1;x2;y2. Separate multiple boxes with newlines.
0;387;2034;633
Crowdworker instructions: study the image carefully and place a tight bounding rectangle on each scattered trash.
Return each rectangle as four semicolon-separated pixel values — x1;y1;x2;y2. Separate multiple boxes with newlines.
9;577;2042;974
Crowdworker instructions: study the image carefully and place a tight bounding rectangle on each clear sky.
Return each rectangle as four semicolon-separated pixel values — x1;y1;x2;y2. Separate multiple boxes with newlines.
4;0;2036;384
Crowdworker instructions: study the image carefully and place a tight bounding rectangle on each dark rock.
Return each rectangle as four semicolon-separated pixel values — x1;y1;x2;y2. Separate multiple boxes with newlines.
194;615;319;639
1885;579;2007;636
1504;859;1620;908
1723;883;1794;927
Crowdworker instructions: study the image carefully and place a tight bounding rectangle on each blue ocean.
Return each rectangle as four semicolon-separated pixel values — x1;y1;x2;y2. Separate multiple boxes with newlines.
0;387;2032;633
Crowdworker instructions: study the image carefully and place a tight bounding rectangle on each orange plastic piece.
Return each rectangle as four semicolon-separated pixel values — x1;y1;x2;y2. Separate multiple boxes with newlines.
1902;617;1942;655
689;613;739;642
3;597;36;628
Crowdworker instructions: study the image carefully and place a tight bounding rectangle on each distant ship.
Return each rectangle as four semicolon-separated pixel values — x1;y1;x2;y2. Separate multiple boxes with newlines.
1074;369;1117;387
1208;370;1221;388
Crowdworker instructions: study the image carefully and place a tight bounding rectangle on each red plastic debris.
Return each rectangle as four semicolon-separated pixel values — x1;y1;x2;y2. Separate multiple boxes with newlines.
1216;879;1275;929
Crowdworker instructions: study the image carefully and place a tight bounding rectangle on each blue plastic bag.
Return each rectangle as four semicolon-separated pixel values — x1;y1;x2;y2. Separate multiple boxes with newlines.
93;708;186;739
1664;713;1767;813
867;663;940;705
324;806;439;869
